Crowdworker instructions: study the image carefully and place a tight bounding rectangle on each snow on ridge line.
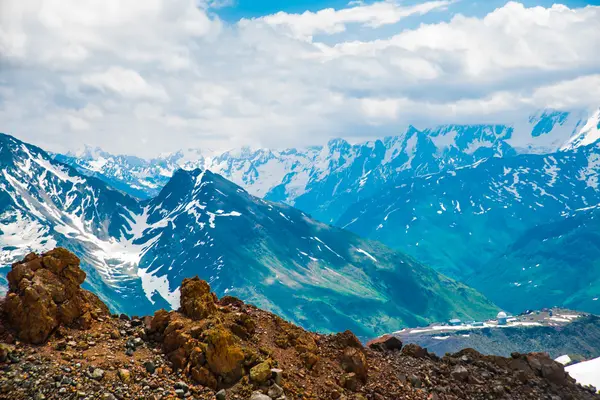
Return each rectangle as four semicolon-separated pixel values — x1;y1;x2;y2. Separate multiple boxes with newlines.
355;248;377;262
566;357;600;392
555;355;572;365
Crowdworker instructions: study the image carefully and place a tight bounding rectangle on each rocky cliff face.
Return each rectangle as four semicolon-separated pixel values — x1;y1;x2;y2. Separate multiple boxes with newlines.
0;249;597;399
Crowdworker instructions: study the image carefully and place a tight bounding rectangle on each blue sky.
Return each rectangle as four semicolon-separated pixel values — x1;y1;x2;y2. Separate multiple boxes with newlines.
1;0;599;156
215;0;600;22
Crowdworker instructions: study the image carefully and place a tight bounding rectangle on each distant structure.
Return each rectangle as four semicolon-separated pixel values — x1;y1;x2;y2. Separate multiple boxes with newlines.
472;321;484;327
497;311;508;325
449;318;462;326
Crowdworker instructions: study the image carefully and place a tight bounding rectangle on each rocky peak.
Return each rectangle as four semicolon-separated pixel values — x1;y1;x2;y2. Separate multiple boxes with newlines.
3;248;109;344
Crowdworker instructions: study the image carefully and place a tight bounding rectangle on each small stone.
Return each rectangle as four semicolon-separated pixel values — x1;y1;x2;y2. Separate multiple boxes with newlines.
493;385;505;394
125;348;134;357
268;383;284;398
341;372;359;392
175;389;186;398
174;381;189;392
216;389;226;400
118;368;131;383
250;362;271;384
271;368;283;385
451;365;468;382
91;368;105;381
409;375;422;388
144;361;156;374
250;392;271;400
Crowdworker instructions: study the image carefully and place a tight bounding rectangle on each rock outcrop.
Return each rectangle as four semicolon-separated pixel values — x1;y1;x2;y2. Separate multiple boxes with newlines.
367;334;403;352
3;248;109;344
0;249;598;400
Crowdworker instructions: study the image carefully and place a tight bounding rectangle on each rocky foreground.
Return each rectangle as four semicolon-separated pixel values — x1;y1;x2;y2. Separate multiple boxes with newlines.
0;249;598;400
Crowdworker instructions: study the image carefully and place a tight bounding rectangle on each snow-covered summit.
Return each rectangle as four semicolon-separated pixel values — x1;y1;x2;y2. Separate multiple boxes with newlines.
56;107;600;223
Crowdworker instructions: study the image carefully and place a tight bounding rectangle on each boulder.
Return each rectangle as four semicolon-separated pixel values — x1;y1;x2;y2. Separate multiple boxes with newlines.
367;335;402;352
250;362;272;384
341;372;360;391
179;277;217;320
451;365;469;382
191;366;217;389
333;330;363;349
204;326;245;383
4;249;109;344
401;343;429;359
341;347;368;382
525;353;567;386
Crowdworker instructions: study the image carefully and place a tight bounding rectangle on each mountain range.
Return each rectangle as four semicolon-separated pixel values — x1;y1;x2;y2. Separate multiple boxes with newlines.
52;107;600;318
56;108;600;223
0;132;498;338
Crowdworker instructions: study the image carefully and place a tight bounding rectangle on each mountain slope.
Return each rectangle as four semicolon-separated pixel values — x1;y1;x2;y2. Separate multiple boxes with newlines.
2;253;595;400
56;108;600;223
53;146;206;199
471;205;600;314
398;312;600;360
0;133;498;338
337;142;600;280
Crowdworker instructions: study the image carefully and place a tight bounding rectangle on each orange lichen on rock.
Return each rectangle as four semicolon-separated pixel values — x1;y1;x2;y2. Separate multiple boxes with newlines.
4;248;108;344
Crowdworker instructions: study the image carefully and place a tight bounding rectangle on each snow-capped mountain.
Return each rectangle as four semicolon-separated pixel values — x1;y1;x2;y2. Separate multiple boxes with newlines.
54;147;207;199
0;133;497;338
337;141;600;315
57;108;600;225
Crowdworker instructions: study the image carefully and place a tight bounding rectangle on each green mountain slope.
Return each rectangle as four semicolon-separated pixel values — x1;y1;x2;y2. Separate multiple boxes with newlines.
470;206;600;315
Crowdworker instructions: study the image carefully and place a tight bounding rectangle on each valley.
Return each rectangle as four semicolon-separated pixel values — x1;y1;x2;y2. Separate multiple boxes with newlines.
0;133;497;339
51;107;600;319
396;308;600;360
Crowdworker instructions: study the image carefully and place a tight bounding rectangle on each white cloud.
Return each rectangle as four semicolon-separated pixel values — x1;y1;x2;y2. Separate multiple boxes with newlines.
361;98;403;121
0;1;599;157
253;0;453;40
80;67;169;100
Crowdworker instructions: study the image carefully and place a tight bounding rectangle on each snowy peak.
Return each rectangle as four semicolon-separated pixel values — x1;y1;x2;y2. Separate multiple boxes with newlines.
562;108;600;151
53;106;600;223
1;133;500;337
529;110;571;138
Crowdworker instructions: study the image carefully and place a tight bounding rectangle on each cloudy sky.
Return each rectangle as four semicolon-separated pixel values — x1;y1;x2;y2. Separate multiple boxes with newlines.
1;0;599;157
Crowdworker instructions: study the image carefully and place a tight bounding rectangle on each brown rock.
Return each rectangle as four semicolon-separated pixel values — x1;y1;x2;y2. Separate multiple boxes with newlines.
341;372;360;391
301;352;320;370
191;366;217;389
168;347;189;371
401;343;429;359
367;335;402;352
189;346;206;367
150;309;172;334
219;296;244;308
179;277;217;320
3;249;109;344
333;330;363;349
341;347;368;382
204;326;244;383
118;368;131;383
